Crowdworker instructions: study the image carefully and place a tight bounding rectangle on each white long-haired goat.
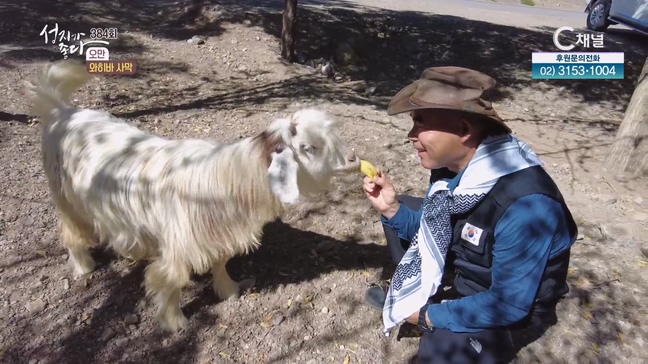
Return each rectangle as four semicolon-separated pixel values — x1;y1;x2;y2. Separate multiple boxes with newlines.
26;60;361;332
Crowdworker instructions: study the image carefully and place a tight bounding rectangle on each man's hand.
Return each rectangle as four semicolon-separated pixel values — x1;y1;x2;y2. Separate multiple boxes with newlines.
362;170;400;219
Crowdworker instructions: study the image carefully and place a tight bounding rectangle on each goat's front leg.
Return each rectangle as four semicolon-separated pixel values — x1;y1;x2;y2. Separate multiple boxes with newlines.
212;259;240;301
144;258;191;332
60;215;96;277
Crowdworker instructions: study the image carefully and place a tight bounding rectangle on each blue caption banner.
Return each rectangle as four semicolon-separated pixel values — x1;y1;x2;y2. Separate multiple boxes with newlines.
531;52;624;80
531;63;624;79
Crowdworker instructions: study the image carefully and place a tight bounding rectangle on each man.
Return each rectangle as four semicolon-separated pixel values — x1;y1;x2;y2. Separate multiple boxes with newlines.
362;67;577;363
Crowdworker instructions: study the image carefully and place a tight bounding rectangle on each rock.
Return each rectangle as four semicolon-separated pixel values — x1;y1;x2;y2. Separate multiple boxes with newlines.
216;328;227;338
336;42;359;65
321;307;329;314
124;314;138;325
321;62;335;77
188;35;205;45
581;225;605;241
321;287;332;294
351;81;366;92
592;193;617;204
183;3;198;14
202;5;223;19
633;196;644;205
576;234;585;240
632;212;648;221
365;86;377;96
272;315;285;326
600;223;631;239
62;279;70;290
115;337;129;346
100;327;116;342
25;299;46;314
641;248;648;259
315;240;336;253
239;277;256;290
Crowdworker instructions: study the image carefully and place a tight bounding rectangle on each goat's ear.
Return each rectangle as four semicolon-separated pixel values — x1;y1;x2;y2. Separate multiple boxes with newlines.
290;110;301;126
288;113;299;136
268;145;300;205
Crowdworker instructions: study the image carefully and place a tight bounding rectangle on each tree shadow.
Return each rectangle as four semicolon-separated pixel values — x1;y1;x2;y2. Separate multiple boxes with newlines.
95;0;647;128
7;0;645;109
516;263;639;363
0;111;30;124
7;0;645;119
212;0;646;107
110;73;380;119
0;218;390;364
226;219;392;293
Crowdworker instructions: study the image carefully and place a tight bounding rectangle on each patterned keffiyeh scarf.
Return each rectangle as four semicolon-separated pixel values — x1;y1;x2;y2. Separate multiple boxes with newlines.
382;134;543;336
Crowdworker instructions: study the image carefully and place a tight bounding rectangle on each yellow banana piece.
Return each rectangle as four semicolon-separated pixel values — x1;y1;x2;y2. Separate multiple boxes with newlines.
360;159;378;178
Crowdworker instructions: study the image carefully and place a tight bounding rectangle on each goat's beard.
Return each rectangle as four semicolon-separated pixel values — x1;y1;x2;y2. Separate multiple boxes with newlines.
296;170;334;196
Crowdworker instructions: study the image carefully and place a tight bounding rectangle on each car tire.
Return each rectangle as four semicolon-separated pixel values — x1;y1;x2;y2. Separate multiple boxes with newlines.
587;0;611;31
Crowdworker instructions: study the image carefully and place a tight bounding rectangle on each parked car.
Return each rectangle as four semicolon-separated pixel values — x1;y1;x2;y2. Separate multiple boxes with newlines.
585;0;648;33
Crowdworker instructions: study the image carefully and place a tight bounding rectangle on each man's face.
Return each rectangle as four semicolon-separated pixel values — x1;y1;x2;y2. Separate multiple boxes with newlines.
407;109;467;170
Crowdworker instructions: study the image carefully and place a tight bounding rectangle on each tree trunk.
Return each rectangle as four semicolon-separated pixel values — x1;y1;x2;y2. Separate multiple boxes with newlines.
280;0;298;62
603;57;648;179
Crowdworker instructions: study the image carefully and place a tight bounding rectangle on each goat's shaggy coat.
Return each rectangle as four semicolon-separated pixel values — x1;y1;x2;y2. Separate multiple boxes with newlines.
26;60;360;332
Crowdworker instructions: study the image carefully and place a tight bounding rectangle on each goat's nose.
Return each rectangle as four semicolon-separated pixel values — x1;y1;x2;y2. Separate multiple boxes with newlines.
346;150;357;162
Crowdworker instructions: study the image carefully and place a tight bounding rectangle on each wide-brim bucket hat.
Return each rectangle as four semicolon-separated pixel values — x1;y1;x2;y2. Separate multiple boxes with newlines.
387;66;511;133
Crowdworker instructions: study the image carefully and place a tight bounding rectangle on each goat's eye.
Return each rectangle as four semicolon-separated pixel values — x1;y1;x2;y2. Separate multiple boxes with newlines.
301;144;317;154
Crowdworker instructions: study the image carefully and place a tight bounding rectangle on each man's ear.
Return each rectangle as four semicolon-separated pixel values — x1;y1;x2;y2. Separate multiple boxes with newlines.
459;118;478;143
267;146;300;205
460;119;471;136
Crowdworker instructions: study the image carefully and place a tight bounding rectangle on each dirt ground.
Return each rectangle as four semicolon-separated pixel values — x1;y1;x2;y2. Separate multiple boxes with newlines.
1;0;647;363
494;0;587;11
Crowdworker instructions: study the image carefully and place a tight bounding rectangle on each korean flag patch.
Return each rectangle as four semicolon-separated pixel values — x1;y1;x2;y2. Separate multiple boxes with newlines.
460;223;483;246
